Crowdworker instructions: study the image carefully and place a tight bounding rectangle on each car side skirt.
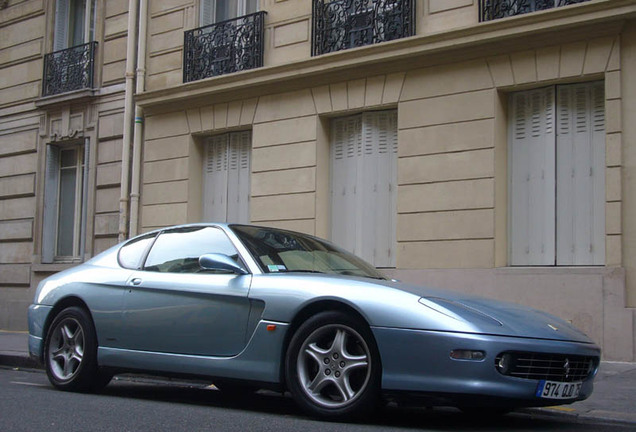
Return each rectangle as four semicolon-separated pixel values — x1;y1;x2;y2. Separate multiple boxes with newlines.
98;320;288;384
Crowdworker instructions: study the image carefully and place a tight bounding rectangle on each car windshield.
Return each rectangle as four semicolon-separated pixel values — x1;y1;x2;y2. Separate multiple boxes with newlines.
230;225;386;279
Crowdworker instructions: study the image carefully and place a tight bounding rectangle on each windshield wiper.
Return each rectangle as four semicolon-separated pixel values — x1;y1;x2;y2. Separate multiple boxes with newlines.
282;270;326;274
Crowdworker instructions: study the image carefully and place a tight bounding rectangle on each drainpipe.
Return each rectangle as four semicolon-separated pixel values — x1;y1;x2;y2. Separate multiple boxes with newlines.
118;0;139;242
128;0;148;238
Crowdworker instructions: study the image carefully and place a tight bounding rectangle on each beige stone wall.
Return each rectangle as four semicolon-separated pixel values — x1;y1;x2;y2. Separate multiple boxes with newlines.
0;0;127;328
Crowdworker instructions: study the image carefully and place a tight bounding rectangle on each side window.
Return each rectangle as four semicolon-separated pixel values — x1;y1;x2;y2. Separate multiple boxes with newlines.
144;226;242;273
118;233;157;269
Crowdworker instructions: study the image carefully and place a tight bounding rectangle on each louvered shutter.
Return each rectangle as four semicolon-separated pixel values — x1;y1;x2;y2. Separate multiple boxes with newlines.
510;87;556;265
331;115;361;257
203;135;229;222
79;139;89;258
361;111;397;267
203;132;251;223
42;145;61;263
226;131;251;224
200;0;214;26
556;82;605;265
54;0;71;51
331;111;397;267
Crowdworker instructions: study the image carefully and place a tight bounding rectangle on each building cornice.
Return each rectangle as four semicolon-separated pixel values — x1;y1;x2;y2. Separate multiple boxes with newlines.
136;0;636;113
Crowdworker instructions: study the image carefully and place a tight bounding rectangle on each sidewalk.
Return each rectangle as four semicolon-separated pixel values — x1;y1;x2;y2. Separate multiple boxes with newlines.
1;330;634;425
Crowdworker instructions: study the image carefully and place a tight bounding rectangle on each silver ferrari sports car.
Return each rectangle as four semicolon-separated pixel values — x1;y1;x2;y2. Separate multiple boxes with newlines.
28;224;600;419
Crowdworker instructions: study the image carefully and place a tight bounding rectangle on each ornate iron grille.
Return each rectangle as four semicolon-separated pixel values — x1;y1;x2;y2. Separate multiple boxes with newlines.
42;42;97;97
480;0;591;21
312;0;415;56
495;352;598;382
184;11;266;83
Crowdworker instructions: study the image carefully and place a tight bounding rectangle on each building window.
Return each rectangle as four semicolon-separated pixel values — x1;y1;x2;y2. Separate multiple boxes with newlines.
509;82;605;266
312;0;415;56
42;142;89;263
54;0;96;51
200;0;258;26
330;110;397;267
203;131;251;223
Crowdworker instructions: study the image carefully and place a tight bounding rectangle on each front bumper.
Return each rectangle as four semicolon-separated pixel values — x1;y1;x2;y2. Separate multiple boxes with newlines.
27;304;53;362
371;326;600;407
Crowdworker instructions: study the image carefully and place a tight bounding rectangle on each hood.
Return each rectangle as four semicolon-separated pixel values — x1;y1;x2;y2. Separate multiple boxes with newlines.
376;278;595;343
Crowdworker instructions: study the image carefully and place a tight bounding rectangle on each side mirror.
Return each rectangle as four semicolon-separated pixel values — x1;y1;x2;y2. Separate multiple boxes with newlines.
199;253;249;275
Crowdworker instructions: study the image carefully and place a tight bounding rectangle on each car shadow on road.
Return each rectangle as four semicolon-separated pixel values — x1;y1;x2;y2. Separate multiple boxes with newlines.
90;376;606;431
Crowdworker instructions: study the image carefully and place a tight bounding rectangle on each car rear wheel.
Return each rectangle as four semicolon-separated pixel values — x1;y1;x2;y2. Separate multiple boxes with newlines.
285;311;381;420
44;306;109;392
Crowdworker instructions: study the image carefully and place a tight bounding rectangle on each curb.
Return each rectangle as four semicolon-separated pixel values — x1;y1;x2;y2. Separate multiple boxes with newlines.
0;353;41;370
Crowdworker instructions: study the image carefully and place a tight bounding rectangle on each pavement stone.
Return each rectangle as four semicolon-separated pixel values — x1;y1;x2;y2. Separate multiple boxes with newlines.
1;330;634;425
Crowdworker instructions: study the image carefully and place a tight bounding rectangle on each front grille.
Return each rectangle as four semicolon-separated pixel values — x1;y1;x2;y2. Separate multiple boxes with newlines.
495;351;597;382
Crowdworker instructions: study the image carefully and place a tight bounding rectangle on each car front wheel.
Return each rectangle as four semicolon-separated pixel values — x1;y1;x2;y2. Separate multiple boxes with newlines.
44;306;108;392
285;311;381;420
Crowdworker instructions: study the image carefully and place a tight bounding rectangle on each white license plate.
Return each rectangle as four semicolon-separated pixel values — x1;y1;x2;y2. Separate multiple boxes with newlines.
536;380;582;399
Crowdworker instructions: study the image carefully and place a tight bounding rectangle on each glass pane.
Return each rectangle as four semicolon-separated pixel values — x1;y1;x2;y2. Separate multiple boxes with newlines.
215;0;237;21
56;165;77;256
118;233;157;269
144;226;241;273
246;0;258;14
60;148;77;167
70;0;86;46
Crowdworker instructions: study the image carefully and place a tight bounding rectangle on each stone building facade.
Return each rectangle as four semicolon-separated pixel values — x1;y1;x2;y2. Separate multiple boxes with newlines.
1;0;635;361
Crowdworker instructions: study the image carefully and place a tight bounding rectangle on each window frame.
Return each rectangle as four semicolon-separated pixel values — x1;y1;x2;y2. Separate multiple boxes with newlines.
329;110;398;268
508;81;606;267
200;0;259;27
42;140;89;263
53;0;96;51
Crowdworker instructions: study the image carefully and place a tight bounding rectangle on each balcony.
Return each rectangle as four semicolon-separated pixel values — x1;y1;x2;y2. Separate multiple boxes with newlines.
312;0;415;56
42;42;97;97
479;0;591;22
183;11;266;83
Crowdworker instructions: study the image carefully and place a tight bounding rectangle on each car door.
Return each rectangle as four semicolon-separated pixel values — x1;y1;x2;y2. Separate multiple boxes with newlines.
120;226;252;357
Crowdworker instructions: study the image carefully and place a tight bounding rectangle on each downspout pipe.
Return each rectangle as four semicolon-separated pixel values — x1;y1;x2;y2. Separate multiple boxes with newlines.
118;0;139;242
128;0;148;238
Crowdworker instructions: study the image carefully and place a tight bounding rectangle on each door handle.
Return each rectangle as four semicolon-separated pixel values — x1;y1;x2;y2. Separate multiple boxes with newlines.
130;278;142;286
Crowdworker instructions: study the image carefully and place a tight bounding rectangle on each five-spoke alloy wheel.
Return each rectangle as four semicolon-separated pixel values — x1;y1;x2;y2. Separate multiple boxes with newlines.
44;306;109;392
286;311;381;419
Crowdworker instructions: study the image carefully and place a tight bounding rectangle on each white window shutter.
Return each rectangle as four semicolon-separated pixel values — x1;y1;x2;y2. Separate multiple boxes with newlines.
200;0;214;26
331;111;397;267
203;135;229;222
203;132;251;223
42;145;61;263
510;87;556;265
79;139;89;258
54;0;71;51
556;82;605;265
331;116;361;257
226;131;251;224
361;111;397;267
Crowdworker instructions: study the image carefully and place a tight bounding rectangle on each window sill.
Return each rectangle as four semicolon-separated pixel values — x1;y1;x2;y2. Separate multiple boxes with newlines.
32;262;81;273
35;89;97;109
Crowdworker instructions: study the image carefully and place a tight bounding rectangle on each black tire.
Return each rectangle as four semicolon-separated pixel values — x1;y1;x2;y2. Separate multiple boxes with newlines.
285;311;381;420
44;306;109;392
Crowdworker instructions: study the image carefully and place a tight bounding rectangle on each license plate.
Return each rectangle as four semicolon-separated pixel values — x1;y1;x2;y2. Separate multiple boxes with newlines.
536;380;582;399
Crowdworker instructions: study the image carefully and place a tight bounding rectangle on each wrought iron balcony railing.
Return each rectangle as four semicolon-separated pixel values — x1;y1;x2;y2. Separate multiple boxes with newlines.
42;42;97;97
479;0;591;22
184;11;266;83
312;0;415;56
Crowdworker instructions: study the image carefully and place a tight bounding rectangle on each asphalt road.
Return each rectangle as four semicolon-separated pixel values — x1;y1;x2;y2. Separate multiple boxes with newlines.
0;367;632;432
